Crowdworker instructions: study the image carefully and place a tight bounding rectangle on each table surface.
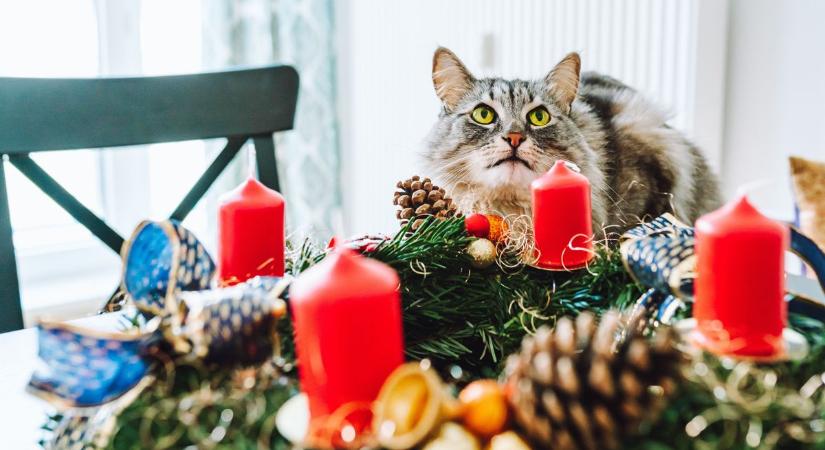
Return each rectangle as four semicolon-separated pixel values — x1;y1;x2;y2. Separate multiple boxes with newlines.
0;313;124;450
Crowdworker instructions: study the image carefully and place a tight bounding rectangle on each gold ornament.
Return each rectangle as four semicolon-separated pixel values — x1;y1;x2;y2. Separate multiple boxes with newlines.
373;362;460;449
458;380;509;438
486;431;533;450
467;238;496;269
485;214;509;244
421;422;481;450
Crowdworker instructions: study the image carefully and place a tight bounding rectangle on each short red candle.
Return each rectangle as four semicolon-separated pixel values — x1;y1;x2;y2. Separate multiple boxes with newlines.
531;160;594;269
218;177;285;284
694;195;788;356
289;246;404;426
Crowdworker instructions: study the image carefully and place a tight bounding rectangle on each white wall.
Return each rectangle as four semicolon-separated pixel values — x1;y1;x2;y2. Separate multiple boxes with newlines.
337;0;728;235
722;0;825;221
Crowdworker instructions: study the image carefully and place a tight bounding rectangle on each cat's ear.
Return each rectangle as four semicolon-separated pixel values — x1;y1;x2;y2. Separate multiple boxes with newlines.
432;47;475;111
545;52;581;114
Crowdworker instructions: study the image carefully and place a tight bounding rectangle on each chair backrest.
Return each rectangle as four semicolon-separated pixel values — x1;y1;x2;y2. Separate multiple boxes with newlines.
0;65;299;332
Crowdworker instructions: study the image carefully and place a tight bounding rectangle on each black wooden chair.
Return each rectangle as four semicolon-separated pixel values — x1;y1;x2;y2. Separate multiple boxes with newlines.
0;66;299;332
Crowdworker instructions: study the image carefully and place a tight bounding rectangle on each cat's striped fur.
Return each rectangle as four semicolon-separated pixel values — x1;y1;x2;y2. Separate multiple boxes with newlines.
423;47;720;235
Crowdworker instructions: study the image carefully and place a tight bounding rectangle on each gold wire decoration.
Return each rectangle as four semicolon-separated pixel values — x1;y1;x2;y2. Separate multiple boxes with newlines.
683;351;825;449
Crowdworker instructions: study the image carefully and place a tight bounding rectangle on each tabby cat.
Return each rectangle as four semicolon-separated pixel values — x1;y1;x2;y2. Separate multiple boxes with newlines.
423;47;721;235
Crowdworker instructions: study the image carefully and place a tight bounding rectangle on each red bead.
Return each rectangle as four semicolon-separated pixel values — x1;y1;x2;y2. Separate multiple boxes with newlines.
464;213;491;238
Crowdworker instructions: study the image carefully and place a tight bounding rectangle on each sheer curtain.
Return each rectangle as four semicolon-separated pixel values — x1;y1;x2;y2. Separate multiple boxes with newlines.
203;0;342;240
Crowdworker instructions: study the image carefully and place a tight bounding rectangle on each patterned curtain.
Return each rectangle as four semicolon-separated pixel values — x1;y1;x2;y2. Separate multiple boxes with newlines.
203;0;342;240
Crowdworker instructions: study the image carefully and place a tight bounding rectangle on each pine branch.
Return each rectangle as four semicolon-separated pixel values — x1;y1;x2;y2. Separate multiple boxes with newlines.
44;213;825;450
358;217;639;373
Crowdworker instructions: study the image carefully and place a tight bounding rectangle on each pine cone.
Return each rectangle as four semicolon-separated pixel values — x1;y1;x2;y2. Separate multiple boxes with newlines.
505;311;683;450
393;175;459;231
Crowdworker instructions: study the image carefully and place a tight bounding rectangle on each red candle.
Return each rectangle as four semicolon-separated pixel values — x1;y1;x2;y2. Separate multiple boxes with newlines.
531;160;594;269
694;195;788;357
289;246;404;428
218;177;285;284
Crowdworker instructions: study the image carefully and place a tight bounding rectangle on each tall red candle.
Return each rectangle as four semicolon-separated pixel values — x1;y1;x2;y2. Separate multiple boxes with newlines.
531;160;594;269
218;177;285;284
289;246;404;426
694;195;788;357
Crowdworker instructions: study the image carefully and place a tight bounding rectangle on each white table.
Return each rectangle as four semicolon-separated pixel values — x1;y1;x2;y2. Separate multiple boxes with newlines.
0;313;124;449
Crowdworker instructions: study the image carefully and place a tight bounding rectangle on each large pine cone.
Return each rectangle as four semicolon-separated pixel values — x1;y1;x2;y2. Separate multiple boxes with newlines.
505;311;683;450
393;176;459;231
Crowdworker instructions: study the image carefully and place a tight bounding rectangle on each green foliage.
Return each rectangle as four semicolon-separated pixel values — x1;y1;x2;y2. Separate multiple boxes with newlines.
378;218;639;372
627;314;825;450
99;217;642;449
46;216;825;449
107;361;297;450
281;217;642;376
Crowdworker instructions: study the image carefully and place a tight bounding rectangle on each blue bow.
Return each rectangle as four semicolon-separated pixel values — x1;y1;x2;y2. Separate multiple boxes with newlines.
621;214;825;328
28;220;290;408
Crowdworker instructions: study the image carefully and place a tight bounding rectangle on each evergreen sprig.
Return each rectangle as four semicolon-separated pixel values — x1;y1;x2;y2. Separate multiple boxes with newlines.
628;313;825;450
44;216;825;450
280;217;641;375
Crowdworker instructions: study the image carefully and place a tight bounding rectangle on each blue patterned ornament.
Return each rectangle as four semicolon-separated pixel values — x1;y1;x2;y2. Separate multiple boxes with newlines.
170;276;290;364
28;276;289;408
122;220;216;316
29;220;290;408
28;323;151;407
621;213;825;329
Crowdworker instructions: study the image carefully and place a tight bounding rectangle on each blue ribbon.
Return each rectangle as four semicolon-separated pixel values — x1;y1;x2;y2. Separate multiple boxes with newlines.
28;220;290;408
621;214;825;327
122;220;216;316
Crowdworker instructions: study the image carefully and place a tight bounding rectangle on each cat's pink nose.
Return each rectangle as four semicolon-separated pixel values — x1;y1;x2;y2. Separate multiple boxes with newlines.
505;132;524;148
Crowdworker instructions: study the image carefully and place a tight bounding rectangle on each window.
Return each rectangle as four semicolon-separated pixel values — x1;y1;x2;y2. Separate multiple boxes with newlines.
0;0;233;324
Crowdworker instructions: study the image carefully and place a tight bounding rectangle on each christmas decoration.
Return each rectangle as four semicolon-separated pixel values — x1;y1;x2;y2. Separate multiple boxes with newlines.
531;160;594;270
695;195;788;357
218;176;285;284
393;175;460;231
421;422;481;450
373;362;459;449
467;238;497;269
30;206;825;450
619;213;697;332
463;213;509;244
290;244;404;427
327;234;391;253
31;260;290;409
486;431;533;450
121;219;215;315
92;349;296;449
627;314;825;450
485;214;509;244
458;380;509;438
505;311;683;449
464;213;490;238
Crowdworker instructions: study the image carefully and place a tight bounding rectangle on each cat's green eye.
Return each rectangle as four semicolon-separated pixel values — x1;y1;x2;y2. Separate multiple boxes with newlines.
527;106;551;127
470;105;496;125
